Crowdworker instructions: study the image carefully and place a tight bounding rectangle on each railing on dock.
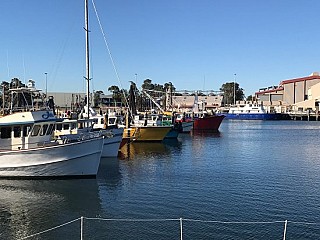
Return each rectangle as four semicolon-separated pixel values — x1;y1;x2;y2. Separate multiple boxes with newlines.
289;111;320;121
15;216;320;240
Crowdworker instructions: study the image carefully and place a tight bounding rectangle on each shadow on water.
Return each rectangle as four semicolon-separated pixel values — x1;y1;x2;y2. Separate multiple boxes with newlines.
97;157;122;189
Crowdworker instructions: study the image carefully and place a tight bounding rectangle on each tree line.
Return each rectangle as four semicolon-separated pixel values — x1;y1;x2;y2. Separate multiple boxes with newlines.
0;77;248;113
99;79;247;108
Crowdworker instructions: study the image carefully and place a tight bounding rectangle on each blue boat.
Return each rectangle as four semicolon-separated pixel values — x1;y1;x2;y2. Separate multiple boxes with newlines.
220;103;287;120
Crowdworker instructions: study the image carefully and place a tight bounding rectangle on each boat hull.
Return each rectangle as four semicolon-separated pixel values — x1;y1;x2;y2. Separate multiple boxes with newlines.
181;121;194;133
0;137;103;178
193;115;225;131
224;113;284;120
101;128;123;157
123;126;172;141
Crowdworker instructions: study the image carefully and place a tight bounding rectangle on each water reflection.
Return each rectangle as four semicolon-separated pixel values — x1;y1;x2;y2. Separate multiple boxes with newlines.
119;139;182;160
0;179;101;239
191;130;222;138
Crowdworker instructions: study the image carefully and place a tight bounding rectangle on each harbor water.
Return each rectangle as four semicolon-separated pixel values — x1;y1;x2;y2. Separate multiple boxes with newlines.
1;120;320;239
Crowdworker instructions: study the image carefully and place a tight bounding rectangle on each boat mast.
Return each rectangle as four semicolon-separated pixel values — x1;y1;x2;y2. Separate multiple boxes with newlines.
84;0;90;119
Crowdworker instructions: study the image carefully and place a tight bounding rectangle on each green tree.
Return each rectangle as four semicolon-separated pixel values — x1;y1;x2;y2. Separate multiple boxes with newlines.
220;82;244;106
108;85;129;107
93;90;104;107
141;79;153;90
108;85;121;104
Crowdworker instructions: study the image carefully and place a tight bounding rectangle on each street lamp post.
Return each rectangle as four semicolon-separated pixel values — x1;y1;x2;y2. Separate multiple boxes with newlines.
45;72;48;103
233;73;236;106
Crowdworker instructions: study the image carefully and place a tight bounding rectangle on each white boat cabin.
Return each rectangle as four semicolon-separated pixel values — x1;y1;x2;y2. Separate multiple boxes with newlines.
0;110;56;150
228;103;267;114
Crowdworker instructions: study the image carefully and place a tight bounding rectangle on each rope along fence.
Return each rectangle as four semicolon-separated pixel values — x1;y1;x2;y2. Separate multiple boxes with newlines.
16;217;319;240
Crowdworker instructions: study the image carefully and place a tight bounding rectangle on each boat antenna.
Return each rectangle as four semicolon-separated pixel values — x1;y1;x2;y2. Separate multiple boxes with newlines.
84;0;90;119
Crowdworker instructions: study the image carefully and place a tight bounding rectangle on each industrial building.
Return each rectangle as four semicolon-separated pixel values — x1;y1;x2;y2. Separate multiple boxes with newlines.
255;72;320;113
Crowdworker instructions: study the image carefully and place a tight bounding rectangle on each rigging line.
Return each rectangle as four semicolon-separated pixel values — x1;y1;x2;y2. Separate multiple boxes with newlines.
91;0;131;112
49;9;78;92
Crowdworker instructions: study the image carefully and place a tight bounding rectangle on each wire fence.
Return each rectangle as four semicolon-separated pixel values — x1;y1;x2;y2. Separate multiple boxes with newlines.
14;216;320;240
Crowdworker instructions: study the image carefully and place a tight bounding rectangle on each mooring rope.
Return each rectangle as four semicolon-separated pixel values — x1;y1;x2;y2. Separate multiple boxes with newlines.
183;218;286;224
16;216;320;239
16;217;81;240
85;217;179;222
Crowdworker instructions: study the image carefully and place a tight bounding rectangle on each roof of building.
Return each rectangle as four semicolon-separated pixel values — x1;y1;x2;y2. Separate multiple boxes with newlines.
255;87;283;95
256;72;320;95
280;75;320;85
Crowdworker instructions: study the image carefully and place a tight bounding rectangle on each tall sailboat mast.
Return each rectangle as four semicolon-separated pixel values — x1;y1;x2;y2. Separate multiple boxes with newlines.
84;0;90;119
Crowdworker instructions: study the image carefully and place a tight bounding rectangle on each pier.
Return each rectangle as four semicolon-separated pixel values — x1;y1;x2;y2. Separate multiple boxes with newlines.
289;112;320;121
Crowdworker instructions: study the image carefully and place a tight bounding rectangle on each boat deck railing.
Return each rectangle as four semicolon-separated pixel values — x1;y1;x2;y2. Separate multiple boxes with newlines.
16;216;320;240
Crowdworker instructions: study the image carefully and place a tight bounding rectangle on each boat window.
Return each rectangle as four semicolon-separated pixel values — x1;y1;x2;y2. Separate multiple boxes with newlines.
47;124;54;135
71;123;77;130
23;125;32;137
56;124;62;131
93;119;98;124
41;124;49;136
14;126;21;138
109;118;115;125
63;124;69;130
101;118;104;124
31;125;41;136
1;127;11;139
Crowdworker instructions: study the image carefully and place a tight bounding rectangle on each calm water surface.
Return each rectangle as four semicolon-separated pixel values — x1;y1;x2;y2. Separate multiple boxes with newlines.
1;120;320;239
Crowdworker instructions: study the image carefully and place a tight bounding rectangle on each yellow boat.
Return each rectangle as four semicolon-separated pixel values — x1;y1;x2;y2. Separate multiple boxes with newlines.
122;125;172;142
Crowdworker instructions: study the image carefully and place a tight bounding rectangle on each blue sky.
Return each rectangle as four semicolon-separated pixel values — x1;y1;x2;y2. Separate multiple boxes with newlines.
0;0;319;97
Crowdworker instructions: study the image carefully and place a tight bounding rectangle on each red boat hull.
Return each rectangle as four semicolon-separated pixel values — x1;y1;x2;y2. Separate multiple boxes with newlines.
193;115;225;131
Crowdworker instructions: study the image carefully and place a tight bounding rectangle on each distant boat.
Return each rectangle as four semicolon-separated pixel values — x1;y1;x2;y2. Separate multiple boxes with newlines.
192;113;225;131
175;92;225;132
221;103;284;120
174;113;194;133
121;113;172;142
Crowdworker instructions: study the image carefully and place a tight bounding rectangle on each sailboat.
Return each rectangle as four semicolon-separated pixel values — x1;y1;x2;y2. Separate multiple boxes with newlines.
83;0;123;156
56;0;123;157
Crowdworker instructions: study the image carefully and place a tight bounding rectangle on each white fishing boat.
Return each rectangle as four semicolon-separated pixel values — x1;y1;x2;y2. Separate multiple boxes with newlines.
0;105;103;178
80;108;124;157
